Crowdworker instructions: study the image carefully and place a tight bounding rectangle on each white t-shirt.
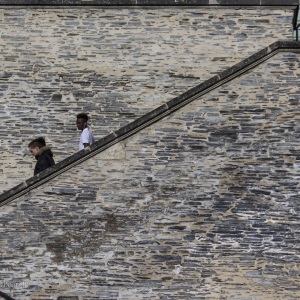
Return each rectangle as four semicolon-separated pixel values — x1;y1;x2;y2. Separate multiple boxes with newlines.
79;128;95;150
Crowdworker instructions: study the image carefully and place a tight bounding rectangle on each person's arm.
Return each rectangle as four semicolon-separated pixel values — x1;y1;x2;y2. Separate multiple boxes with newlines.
82;129;91;148
35;155;52;175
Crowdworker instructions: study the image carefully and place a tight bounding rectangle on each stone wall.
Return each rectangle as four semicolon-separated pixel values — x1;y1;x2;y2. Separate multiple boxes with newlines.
0;7;295;191
0;50;299;300
0;0;298;5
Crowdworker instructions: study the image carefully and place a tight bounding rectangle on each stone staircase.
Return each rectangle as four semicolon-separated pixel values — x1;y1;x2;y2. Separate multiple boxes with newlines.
1;40;299;208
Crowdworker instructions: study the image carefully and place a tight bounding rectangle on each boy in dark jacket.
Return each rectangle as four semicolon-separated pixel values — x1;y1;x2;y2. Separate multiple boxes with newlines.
28;137;55;175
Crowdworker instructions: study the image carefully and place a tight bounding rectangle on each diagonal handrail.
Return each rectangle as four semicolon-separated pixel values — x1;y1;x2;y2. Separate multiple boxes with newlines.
0;40;299;207
0;291;16;300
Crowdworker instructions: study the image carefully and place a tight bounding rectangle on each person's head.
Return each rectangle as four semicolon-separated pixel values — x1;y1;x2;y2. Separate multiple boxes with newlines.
28;137;46;157
76;113;89;131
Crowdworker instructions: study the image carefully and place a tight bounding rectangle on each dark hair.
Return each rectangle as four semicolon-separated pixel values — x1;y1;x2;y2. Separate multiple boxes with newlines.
28;137;46;148
76;113;89;122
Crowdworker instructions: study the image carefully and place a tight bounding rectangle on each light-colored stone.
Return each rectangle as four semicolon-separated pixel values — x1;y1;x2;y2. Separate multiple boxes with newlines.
0;50;300;299
0;7;294;191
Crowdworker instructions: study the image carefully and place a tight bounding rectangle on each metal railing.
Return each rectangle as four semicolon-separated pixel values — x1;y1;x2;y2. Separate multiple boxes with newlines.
0;291;16;300
296;23;300;41
294;5;300;41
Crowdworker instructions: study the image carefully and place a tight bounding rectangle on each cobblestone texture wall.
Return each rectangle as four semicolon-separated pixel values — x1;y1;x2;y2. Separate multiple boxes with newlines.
0;51;299;299
0;7;295;191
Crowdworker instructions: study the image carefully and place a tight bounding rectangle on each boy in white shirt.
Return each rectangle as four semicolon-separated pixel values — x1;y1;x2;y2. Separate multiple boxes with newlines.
76;113;95;150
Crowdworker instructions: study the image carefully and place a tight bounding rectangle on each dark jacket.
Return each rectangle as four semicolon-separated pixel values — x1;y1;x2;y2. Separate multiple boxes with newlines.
34;146;55;175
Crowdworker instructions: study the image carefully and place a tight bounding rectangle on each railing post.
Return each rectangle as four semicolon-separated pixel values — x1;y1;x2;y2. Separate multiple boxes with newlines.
293;5;299;41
